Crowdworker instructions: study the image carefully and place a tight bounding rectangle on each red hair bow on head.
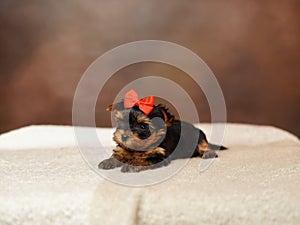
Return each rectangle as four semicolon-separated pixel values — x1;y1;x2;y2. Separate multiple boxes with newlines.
124;89;154;115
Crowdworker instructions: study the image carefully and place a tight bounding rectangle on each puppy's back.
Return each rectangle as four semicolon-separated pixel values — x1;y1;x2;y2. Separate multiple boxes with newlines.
160;120;206;159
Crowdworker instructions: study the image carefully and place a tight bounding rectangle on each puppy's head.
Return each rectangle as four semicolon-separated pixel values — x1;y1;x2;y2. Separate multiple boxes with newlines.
107;101;174;151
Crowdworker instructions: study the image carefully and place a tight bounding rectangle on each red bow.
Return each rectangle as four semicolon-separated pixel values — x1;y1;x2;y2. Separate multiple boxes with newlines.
124;89;154;115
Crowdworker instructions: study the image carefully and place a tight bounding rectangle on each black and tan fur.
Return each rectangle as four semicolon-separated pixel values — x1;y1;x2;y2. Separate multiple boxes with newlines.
98;101;227;172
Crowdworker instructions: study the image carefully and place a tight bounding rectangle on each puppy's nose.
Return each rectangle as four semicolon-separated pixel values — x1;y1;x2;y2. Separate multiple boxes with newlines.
121;134;129;142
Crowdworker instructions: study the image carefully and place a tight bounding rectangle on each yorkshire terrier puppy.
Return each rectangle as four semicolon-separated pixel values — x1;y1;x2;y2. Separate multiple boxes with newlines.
98;89;226;173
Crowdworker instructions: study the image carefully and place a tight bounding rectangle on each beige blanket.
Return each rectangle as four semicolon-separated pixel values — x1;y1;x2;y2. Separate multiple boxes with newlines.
0;124;299;225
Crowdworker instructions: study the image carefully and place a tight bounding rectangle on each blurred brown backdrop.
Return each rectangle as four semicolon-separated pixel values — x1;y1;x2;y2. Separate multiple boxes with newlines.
0;0;299;136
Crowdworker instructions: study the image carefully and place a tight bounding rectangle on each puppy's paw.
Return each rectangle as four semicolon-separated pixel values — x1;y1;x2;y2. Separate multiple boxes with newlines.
121;164;143;173
98;158;122;170
202;150;218;159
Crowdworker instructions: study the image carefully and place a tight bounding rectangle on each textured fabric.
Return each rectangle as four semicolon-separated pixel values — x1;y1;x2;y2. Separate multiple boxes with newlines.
0;124;299;225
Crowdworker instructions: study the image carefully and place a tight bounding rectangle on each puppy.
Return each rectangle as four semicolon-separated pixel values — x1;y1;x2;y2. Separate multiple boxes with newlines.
98;89;226;173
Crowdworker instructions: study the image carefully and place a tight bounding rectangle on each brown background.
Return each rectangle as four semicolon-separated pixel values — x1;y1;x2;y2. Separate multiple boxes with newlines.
0;0;299;136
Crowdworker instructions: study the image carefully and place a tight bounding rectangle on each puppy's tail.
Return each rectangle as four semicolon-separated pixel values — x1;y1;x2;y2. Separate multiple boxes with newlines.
208;143;228;150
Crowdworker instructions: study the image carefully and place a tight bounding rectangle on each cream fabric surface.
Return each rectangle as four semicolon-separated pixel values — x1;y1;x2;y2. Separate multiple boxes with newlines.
0;124;299;225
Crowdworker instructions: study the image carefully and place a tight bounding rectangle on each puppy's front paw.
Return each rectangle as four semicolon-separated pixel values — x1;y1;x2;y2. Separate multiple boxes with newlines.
121;164;143;173
98;158;122;170
202;150;218;159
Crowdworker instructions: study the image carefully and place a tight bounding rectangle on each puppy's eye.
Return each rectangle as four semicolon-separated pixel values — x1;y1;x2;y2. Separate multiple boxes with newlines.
139;123;146;129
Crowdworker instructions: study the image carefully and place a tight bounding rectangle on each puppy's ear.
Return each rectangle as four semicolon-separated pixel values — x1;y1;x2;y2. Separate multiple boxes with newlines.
106;101;124;112
158;105;174;126
106;104;113;111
